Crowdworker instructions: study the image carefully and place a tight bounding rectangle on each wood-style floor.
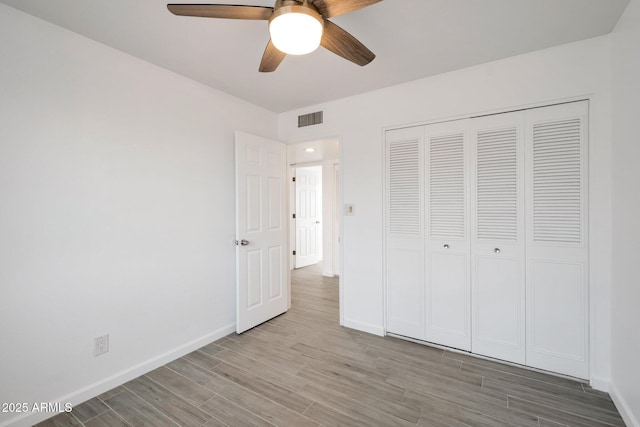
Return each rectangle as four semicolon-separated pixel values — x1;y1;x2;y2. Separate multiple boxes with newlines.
37;264;624;427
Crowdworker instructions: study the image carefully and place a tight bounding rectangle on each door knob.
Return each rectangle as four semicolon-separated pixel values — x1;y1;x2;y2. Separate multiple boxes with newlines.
235;239;250;246
494;248;501;254
315;221;320;224
444;244;449;249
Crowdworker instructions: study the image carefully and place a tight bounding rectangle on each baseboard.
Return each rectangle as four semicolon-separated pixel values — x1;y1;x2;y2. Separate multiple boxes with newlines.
1;323;235;427
610;381;640;427
342;318;384;336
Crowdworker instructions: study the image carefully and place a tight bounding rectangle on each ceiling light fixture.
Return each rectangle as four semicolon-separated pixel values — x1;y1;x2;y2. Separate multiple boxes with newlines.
305;148;316;152
269;2;324;55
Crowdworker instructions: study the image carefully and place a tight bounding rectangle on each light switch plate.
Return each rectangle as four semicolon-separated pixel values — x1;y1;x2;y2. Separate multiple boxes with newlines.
344;204;355;216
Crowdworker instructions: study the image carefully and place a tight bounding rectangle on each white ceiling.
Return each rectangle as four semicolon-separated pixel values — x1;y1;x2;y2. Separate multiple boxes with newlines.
288;138;340;165
1;0;629;112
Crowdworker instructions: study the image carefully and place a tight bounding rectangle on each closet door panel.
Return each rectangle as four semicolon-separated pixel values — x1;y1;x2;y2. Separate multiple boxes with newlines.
386;247;425;338
475;255;523;351
525;101;589;379
428;251;469;345
470;112;526;364
425;120;471;350
385;127;425;339
530;260;585;358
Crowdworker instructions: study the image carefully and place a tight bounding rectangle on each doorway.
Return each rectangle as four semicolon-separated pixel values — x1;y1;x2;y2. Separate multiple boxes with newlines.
287;138;340;277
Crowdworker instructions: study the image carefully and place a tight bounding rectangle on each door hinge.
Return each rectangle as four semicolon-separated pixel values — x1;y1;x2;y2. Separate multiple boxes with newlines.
292;213;296;219
292;177;296;182
293;250;296;255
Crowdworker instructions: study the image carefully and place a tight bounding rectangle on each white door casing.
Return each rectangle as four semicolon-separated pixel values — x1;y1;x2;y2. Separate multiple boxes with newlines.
470;111;527;365
235;132;288;334
425;119;472;350
295;166;322;268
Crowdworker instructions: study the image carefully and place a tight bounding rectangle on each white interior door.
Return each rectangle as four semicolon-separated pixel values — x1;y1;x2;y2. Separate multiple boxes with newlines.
235;132;288;334
424;119;471;351
470;111;526;364
525;101;589;379
295;166;322;268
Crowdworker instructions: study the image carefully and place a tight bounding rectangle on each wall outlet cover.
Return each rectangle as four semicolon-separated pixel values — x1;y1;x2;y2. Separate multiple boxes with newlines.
94;334;109;357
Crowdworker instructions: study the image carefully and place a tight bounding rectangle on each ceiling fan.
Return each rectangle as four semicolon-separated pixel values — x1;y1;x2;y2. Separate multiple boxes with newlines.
167;0;381;72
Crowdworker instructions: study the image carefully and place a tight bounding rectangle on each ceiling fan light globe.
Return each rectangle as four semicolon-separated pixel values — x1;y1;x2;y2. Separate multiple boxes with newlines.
269;6;324;55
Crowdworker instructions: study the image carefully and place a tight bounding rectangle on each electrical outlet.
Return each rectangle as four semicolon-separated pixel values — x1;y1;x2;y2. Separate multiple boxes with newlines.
94;334;109;357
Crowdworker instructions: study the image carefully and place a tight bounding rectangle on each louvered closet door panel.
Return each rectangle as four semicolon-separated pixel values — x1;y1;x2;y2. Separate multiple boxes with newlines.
470;111;526;365
385;127;425;340
525;101;589;379
424;119;471;351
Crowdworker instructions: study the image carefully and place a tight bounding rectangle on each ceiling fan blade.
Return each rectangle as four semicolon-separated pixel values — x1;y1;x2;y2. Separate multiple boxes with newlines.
321;20;375;66
259;39;286;72
310;0;381;18
167;4;273;20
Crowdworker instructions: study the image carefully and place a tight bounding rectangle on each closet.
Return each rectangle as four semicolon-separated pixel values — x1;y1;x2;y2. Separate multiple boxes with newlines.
385;101;589;379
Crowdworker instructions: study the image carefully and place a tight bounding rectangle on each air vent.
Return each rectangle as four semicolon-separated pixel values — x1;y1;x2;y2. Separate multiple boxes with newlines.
298;111;323;127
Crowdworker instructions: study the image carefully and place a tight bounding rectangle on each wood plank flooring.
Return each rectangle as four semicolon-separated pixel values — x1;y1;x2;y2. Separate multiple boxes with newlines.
37;264;624;427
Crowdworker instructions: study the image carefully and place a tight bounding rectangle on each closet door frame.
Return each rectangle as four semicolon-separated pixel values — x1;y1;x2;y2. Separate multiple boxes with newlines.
383;96;596;384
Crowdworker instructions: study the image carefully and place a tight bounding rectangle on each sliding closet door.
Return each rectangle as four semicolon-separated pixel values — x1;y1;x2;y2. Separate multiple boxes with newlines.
525;101;589;379
470;112;526;364
424;120;471;350
385;127;425;339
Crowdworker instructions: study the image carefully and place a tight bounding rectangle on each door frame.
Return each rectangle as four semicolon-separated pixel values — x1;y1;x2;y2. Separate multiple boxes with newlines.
285;137;343;324
290;166;322;274
288;160;341;274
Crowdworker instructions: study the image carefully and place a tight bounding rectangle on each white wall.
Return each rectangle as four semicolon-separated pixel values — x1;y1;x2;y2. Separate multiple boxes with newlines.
0;4;276;426
611;1;640;425
279;36;614;387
